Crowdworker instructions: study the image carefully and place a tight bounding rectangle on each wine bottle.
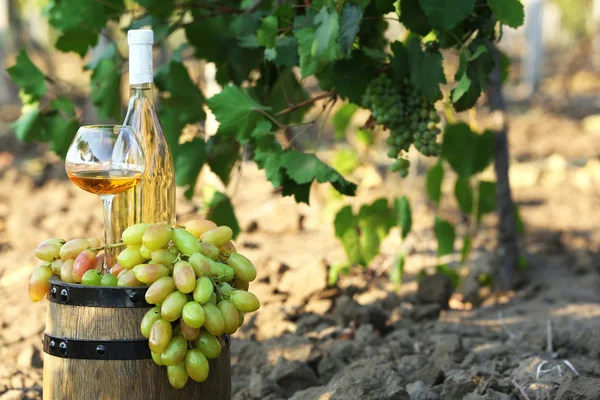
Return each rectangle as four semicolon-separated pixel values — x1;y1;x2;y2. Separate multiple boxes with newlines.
108;29;176;255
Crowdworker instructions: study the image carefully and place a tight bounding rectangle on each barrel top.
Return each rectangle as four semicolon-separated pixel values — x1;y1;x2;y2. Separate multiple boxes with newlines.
47;276;150;308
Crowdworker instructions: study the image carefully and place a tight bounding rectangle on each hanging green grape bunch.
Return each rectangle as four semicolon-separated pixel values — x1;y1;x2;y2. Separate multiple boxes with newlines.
362;74;441;177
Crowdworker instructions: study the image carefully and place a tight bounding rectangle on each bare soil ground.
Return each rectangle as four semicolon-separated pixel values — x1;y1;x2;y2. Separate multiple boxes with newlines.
1;68;600;400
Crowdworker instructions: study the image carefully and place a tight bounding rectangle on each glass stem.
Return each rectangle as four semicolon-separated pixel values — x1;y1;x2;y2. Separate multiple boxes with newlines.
100;194;115;273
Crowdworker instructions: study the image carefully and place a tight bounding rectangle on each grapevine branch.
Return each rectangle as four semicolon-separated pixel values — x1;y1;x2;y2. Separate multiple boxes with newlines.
274;90;337;117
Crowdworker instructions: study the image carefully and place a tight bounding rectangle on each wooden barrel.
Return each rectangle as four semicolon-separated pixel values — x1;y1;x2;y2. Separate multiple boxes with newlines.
42;277;231;400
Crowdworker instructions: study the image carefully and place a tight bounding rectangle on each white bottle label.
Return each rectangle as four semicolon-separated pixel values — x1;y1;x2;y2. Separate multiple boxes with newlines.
128;30;154;85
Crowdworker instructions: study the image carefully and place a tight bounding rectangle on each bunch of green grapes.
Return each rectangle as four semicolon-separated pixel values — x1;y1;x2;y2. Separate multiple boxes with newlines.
28;219;261;390
362;74;442;177
28;236;118;300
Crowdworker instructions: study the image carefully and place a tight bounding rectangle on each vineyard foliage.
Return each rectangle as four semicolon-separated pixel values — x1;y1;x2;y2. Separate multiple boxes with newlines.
7;0;525;280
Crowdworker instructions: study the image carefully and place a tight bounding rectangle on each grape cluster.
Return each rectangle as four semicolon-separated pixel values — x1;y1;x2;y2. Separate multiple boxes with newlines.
28;219;260;389
362;74;441;177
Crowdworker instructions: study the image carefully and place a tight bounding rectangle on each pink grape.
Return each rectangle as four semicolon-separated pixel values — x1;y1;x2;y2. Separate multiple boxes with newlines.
51;259;63;275
180;318;200;341
149;319;172;353
72;249;96;282
185;219;217;239
59;239;90;260
173;261;196;293
142;223;173;250
116;269;143;287
35;241;62;262
145;276;175;305
28;263;53;302
133;263;170;284
60;259;75;283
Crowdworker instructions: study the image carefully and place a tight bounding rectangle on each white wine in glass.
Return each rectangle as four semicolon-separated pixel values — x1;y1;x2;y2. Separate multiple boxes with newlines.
65;125;145;271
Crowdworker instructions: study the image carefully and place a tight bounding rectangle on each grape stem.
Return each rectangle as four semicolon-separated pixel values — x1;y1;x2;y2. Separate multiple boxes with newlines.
90;242;126;252
209;277;225;301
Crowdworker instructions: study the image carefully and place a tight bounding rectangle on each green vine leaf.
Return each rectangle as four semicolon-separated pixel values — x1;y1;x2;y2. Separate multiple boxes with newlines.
419;0;475;31
51;97;76;117
390;252;405;287
268;68;311;125
206;86;270;141
257;16;278;48
55;29;99;57
206;191;240;239
399;0;432;36
339;4;363;55
154;57;206;125
406;37;446;101
358;199;395;264
206;136;240;186
334;199;395;266
46;113;79;159
11;105;44;143
434;216;455;257
11;101;79;159
45;0;124;56
175;138;207;199
332;51;378;105
295;26;320;78
390;41;410;81
7;50;46;101
265;36;299;67
394;196;412;239
312;7;343;63
426;161;444;207
454;176;473;214
273;4;293;29
254;139;357;203
86;47;122;121
334;205;363;265
452;39;495;111
133;0;175;18
488;0;525;29
441;123;494;177
477;180;496;221
280;151;357;196
332;103;358;140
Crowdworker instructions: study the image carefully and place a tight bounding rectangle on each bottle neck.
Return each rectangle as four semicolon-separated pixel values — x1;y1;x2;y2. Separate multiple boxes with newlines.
129;82;155;104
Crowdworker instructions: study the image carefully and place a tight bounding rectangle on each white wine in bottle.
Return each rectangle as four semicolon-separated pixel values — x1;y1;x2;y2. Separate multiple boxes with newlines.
108;29;176;254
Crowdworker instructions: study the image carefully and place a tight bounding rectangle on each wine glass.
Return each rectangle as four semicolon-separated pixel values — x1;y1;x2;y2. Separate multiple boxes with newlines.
65;125;145;272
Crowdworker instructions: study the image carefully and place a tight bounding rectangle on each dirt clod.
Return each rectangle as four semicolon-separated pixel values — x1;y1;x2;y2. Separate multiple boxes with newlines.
417;273;454;308
555;376;600;400
269;357;320;396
